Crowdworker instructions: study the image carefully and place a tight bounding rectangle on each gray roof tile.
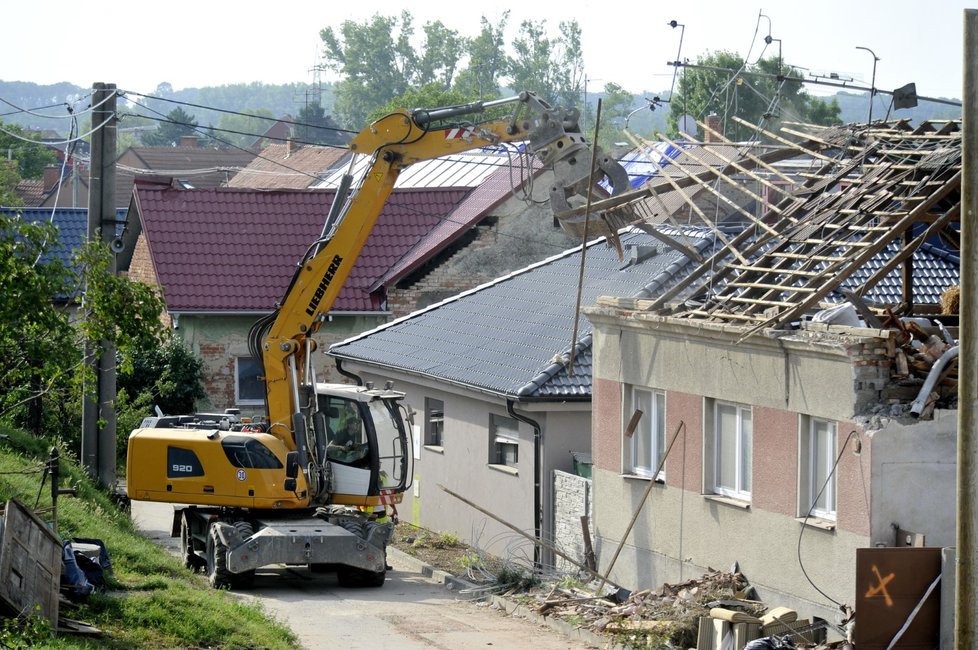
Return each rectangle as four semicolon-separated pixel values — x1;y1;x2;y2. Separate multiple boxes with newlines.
330;228;714;399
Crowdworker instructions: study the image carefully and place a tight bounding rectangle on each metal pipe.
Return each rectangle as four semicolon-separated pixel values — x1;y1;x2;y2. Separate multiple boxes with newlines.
507;400;543;568
957;9;978;648
909;346;958;416
856;46;880;123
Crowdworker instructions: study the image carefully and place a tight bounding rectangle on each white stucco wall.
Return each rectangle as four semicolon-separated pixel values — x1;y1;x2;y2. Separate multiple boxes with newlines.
334;362;591;564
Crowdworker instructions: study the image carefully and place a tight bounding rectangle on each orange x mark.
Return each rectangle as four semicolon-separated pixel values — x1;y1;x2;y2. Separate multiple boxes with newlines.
865;564;895;607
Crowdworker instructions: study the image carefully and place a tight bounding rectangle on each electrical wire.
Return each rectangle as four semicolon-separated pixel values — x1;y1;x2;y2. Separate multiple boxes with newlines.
0;91;98;121
796;429;860;608
120;89;359;137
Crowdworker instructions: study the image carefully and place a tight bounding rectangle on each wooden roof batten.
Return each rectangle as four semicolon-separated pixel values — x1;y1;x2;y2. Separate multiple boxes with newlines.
599;118;961;330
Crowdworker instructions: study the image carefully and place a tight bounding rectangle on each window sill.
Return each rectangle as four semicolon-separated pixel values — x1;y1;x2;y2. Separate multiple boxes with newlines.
423;445;444;454
488;463;519;476
621;473;665;485
796;516;836;531
703;494;751;510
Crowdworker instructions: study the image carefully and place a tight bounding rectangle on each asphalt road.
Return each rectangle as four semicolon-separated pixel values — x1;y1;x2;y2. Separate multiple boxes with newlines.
131;500;596;649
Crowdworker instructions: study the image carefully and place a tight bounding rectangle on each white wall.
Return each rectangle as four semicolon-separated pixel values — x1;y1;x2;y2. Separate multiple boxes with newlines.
337;363;591;564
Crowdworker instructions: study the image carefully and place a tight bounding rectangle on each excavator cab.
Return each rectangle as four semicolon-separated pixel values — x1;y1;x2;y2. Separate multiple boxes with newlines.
313;383;413;507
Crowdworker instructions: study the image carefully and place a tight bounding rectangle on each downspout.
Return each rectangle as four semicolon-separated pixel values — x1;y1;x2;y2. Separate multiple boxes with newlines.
334;358;364;386
507;399;542;568
910;346;959;417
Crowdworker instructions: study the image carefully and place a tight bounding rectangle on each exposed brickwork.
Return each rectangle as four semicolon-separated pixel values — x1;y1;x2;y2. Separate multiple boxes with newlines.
845;340;892;411
386;227;497;317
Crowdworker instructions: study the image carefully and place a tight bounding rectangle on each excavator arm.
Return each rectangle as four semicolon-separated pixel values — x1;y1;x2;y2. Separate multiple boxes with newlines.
251;91;631;497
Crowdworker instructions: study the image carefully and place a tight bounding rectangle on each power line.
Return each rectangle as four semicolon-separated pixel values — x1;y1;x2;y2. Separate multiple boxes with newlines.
120;89;359;136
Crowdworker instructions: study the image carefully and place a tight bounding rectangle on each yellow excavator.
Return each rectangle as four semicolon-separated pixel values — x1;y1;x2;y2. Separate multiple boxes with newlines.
126;91;631;588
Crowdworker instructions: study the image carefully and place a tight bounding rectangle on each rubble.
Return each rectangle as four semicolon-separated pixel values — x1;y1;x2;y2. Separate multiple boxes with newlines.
511;567;853;650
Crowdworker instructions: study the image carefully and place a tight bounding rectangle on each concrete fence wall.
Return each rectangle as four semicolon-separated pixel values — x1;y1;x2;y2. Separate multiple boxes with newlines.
553;469;593;572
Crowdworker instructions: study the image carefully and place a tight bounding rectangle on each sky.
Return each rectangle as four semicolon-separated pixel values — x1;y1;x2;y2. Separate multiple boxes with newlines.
4;0;973;102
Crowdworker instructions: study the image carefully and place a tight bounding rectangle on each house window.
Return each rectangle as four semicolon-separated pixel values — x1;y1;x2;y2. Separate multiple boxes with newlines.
624;387;666;479
235;356;264;405
490;414;519;468
425;398;444;447
706;399;752;500
800;416;837;519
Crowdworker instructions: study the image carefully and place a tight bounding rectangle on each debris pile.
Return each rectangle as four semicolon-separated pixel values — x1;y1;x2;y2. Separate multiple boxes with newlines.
516;567;851;649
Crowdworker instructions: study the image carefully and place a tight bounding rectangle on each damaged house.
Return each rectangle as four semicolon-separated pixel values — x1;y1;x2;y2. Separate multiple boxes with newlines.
583;118;961;639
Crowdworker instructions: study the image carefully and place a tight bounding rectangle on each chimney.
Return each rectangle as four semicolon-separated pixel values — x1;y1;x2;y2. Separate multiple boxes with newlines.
704;114;722;143
43;165;60;192
179;135;198;148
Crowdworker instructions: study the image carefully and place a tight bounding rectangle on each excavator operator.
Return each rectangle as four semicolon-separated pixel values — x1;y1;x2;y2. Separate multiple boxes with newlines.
327;402;369;464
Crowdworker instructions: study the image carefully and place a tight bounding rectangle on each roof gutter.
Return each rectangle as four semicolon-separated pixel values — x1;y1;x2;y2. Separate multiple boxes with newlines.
334;358;364;387
329;354;591;403
507;399;542;568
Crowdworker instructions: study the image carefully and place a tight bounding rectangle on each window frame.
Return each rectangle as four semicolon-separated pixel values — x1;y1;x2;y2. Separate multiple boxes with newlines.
424;397;444;448
234;356;264;406
707;399;752;501
623;386;666;480
800;416;838;520
489;414;520;469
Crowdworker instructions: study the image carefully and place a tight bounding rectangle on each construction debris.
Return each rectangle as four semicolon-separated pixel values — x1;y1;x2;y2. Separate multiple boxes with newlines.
508;566;852;650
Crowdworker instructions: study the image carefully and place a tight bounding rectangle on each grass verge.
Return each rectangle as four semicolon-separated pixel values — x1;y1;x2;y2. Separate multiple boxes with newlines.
0;426;298;649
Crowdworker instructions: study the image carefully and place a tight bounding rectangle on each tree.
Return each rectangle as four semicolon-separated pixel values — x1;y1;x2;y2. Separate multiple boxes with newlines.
509;19;585;108
216;108;276;149
0;120;58;180
141;106;199;146
368;84;479;124
667;51;841;141
591;83;634;150
0;212;168;443
119;336;204;416
453;15;510;99
295;103;346;146
0;160;19;206
321;11;468;128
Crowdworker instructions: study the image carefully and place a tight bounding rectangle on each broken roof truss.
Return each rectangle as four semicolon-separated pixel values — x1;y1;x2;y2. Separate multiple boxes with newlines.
566;117;961;333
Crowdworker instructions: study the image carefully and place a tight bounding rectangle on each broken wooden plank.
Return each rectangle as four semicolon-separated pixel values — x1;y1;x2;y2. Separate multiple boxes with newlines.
0;499;61;623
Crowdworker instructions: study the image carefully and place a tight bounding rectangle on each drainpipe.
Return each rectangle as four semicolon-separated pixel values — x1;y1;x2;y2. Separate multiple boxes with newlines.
910;346;959;417
507;399;542;568
334;358;363;386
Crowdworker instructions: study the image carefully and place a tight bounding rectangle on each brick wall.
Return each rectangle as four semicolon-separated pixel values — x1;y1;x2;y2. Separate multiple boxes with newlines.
386;226;497;317
845;339;892;411
128;233;171;328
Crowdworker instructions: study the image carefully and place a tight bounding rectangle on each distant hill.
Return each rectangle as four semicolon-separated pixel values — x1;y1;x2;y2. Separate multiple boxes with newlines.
0;81;961;142
0;80;336;138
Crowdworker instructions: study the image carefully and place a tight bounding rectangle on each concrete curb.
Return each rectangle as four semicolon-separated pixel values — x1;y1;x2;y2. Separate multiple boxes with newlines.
489;595;622;650
386;546;477;593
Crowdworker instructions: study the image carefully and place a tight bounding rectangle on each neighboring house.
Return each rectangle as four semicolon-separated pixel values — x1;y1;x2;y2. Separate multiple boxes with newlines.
125;180;472;413
583;118;962;632
15;163;90;208
250;115;294;151
113;140;258;207
0;207;130;294
226;143;349;189
328;228;716;565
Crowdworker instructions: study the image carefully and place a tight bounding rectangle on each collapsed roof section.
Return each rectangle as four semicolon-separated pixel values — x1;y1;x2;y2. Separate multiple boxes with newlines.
572;117;961;332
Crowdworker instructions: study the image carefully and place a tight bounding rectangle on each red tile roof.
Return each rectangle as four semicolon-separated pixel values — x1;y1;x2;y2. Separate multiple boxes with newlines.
133;183;471;312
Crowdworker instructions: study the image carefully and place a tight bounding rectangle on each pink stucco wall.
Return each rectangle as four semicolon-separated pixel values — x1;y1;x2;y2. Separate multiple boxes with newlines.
593;377;871;536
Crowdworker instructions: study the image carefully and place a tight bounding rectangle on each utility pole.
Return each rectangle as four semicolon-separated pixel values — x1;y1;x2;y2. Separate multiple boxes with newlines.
958;10;978;648
82;82;118;488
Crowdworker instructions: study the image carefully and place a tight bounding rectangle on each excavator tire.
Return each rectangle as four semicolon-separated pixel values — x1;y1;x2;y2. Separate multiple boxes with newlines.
180;514;205;571
205;522;255;589
337;565;386;588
